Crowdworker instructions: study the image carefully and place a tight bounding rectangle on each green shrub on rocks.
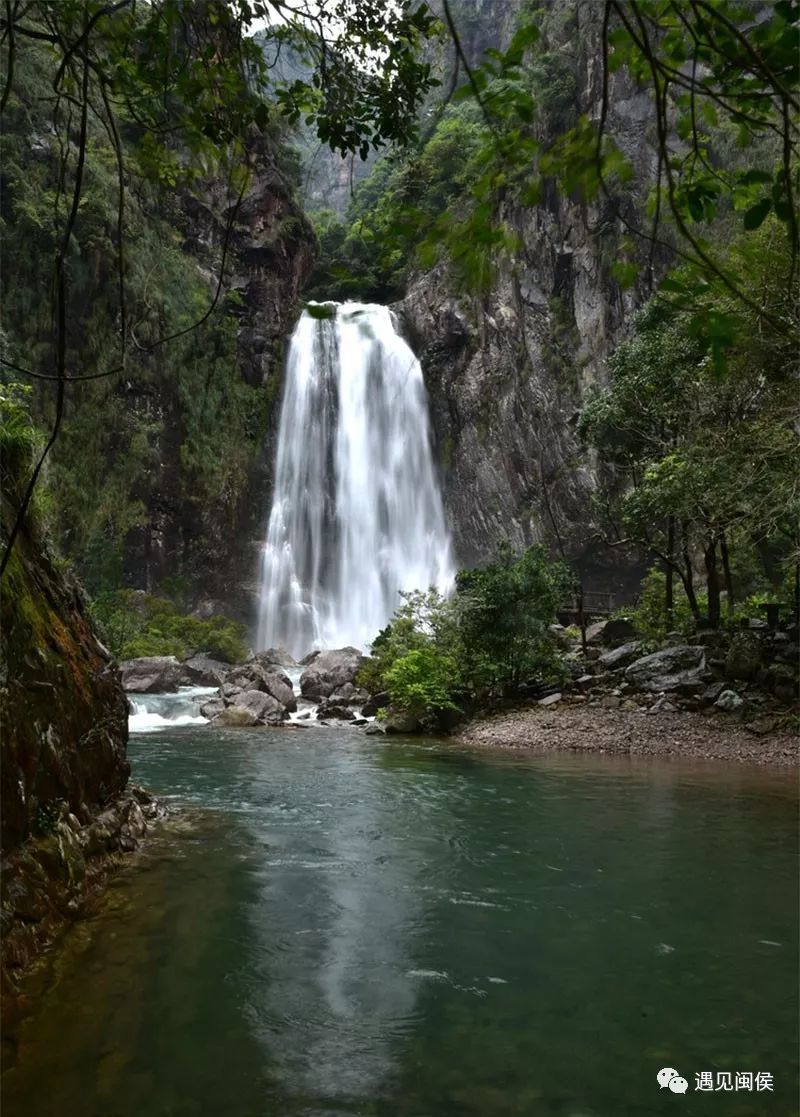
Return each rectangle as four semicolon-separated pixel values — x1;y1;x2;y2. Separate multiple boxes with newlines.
91;590;247;664
360;546;571;721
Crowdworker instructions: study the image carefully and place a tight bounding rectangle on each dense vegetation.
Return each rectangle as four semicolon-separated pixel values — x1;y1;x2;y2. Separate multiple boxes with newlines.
358;545;572;724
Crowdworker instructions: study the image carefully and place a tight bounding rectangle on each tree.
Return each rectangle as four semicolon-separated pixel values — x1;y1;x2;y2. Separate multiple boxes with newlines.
0;0;440;575
581;220;799;628
455;543;572;691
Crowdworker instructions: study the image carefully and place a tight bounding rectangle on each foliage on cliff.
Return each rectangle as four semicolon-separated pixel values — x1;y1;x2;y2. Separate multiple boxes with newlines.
91;590;248;663
0;0;440;595
580;218;799;628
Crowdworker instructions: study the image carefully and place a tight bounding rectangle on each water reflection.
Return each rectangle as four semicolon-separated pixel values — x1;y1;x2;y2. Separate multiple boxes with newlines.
2;729;797;1117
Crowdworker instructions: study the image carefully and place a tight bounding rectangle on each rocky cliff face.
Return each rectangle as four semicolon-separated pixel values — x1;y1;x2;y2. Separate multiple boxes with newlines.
1;510;129;853
122;133;316;614
0;499;158;993
398;0;658;594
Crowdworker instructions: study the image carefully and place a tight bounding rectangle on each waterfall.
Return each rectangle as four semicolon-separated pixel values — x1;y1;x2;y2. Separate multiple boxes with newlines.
257;302;453;659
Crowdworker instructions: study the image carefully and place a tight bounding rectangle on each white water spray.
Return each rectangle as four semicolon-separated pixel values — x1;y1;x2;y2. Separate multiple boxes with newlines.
257;302;453;659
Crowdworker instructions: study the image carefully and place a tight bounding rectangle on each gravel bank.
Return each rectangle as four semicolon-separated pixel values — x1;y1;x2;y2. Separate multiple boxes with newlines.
453;704;798;767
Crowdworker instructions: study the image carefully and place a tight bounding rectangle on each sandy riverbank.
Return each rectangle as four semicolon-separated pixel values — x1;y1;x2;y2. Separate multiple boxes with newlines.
453;704;798;766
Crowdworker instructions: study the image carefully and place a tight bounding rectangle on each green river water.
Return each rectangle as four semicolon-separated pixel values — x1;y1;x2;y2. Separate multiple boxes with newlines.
2;724;797;1116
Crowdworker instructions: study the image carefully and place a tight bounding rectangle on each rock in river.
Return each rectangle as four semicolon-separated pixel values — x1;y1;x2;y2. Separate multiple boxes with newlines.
120;655;183;693
300;647;367;701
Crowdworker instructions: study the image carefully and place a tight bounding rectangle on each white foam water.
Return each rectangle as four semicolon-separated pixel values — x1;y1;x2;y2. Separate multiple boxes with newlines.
257;302;453;660
128;686;217;734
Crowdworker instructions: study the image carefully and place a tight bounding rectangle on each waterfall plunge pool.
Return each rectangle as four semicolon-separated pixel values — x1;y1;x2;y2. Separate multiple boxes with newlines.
2;725;797;1116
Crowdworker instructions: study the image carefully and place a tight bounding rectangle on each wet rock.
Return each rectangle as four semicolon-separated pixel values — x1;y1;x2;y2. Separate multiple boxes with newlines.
328;683;370;706
715;689;744;713
234;689;287;725
182;654;231;687
362;691;390;717
300;647;367;701
597;641;645;670
625;646;705;693
382;711;423;734
227;664;296;712
213;705;259;728
199;697;225;720
364;723;386;735
120;655;183;693
316;703;356;721
254;646;297;667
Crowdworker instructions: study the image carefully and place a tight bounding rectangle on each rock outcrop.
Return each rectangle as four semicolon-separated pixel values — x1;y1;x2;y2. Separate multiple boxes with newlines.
1;505;150;991
300;647;367;701
396;0;660;595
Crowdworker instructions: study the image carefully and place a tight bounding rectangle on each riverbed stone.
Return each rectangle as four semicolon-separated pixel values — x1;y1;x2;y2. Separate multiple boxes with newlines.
316;702;356;721
300;647;367;700
120;655;183;693
214;705;259;727
624;646;705;693
597;641;645;670
715;689;745;713
182;654;231;687
227;664;296;712
199;697;225;720
362;691;390;717
234;689;287;725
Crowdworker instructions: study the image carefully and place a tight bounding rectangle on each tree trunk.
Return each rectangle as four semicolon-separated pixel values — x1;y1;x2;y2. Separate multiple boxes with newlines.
681;522;702;622
705;538;721;629
720;532;735;615
665;516;675;630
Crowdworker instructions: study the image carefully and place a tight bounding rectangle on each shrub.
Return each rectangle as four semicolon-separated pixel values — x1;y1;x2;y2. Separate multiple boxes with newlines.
90;590;248;663
384;647;461;721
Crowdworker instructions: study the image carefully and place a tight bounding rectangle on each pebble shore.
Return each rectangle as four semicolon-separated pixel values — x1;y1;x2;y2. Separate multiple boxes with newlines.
453;703;799;767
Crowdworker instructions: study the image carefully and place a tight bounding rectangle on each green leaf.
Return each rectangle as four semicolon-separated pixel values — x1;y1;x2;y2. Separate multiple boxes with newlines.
743;198;772;230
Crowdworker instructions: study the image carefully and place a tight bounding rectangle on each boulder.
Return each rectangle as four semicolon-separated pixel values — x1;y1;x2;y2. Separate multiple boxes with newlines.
182;654;231;687
599;616;639;647
199;697;225;720
538;692;562;707
715;689;744;713
120;656;183;694
725;632;763;681
382;710;423;734
254;646;297;667
316;702;356;721
328;682;370;706
300;647;367;700
226;664;296;712
624;646;705;693
364;722;386;736
233;689;287;726
361;691;390;717
214;705;259;727
701;681;726;705
597;641;645;670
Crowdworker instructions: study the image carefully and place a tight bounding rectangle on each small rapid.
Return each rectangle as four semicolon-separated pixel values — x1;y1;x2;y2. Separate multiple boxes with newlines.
128;686;217;734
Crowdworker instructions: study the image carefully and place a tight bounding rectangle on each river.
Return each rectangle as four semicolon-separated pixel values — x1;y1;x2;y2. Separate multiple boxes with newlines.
2;722;797;1116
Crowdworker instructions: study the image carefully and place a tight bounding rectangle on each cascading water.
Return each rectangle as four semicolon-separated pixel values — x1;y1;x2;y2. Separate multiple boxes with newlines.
257;302;453;659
